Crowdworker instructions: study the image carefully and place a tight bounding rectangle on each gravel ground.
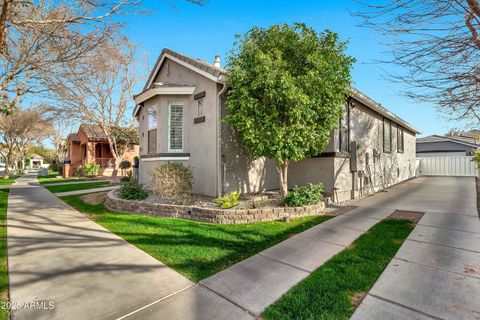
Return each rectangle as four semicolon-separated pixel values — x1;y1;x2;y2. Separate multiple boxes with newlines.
145;190;364;215
146;192;283;209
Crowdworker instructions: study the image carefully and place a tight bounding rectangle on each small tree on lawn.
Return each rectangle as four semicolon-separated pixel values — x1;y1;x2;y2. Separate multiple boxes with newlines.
224;23;354;198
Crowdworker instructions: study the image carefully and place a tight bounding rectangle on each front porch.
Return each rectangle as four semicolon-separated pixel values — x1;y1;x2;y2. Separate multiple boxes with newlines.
81;142;116;169
65;142;118;178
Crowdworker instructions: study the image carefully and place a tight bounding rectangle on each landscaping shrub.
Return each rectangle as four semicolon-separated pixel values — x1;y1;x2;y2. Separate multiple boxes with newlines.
473;150;480;168
83;163;100;177
120;175;131;183
119;160;131;170
49;163;59;172
212;191;241;209
283;183;324;207
75;165;84;177
117;179;149;200
151;162;194;204
119;160;132;176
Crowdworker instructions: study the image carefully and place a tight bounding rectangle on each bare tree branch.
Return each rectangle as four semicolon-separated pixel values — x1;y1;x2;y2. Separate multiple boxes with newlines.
46;34;141;173
355;0;480;126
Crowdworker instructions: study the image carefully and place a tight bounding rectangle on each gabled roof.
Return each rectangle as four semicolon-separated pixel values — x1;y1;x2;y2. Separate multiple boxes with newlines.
348;88;421;134
66;133;80;143
417;135;479;148
73;124;139;144
137;49;420;135
29;153;44;160
143;48;226;91
80;124;108;142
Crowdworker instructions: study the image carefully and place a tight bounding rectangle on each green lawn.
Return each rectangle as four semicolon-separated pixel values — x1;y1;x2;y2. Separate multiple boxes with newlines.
0;189;9;320
0;176;19;186
262;219;414;320
61;195;333;282
45;181;112;193
37;173;85;185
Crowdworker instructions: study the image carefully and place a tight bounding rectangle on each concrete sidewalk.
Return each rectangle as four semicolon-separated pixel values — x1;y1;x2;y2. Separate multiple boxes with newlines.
200;205;395;315
351;177;480;320
42;179;112;187
54;185;120;197
7;173;251;320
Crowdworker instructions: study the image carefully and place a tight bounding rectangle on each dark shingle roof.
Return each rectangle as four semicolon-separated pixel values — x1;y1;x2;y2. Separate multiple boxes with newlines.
143;48;226;91
80;124;108;142
77;124;139;144
163;48;226;77
417;135;479;147
140;49;420;134
67;133;80;143
349;88;421;134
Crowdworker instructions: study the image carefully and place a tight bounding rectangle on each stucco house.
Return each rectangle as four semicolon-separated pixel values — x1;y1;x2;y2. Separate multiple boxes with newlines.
64;124;139;177
134;49;420;202
416;134;479;157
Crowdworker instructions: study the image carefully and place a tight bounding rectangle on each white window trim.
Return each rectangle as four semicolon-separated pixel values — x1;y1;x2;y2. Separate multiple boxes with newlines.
134;86;195;105
168;101;184;152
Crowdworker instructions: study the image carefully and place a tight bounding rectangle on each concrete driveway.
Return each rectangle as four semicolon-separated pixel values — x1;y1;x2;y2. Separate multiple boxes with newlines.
351;176;480;320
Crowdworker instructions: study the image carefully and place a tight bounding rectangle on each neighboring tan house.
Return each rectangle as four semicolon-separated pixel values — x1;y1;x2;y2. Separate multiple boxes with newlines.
416;135;479;157
64;124;139;177
134;49;420;202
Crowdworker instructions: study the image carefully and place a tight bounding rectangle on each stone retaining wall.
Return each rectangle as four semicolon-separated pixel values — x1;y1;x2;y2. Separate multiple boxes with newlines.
105;191;326;224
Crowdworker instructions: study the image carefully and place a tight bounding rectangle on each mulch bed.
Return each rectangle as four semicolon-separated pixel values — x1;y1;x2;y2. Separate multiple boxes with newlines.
146;192;283;210
387;210;424;225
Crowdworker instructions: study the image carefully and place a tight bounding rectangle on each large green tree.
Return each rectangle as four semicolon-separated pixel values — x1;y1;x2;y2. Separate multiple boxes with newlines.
224;23;354;198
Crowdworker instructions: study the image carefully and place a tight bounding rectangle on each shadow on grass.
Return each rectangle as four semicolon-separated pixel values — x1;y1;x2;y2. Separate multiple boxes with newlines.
262;219;414;320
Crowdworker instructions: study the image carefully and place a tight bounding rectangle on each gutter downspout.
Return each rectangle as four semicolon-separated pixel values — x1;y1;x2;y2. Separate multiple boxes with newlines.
216;76;228;197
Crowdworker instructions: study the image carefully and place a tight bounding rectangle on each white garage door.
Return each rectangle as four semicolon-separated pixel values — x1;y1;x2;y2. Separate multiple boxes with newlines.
418;156;478;176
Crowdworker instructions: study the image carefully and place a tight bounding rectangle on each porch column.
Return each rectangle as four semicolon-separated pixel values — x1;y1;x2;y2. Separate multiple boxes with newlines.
86;143;95;164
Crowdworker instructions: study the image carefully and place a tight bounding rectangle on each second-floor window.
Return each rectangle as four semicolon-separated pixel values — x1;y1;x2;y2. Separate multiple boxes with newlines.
147;107;157;154
168;102;184;151
383;118;392;153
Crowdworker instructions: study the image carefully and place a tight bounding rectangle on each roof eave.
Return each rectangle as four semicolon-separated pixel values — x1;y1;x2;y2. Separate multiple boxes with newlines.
348;88;421;135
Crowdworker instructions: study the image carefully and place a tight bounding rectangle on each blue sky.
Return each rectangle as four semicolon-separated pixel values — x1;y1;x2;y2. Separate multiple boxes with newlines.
120;0;464;137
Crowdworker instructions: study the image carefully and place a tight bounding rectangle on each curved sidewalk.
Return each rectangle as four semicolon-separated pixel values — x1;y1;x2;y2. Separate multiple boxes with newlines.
7;173;251;320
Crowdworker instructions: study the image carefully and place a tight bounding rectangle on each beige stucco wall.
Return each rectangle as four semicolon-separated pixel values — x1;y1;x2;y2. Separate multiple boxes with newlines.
221;126;279;194
222;97;416;201
138;58;220;196
332;101;417;202
289;158;335;191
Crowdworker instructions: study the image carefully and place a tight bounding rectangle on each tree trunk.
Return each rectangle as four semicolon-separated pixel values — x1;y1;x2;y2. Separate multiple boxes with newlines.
276;159;290;198
4;155;10;179
0;0;11;53
114;155;122;177
12;156;17;175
